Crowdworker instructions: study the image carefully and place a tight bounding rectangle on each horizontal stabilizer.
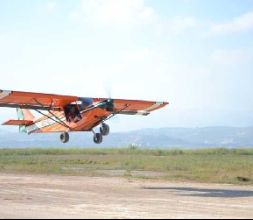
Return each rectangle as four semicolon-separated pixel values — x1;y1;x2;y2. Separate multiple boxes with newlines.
2;120;33;126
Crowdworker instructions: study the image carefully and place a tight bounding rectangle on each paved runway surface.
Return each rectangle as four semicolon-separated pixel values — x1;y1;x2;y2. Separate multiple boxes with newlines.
0;173;253;219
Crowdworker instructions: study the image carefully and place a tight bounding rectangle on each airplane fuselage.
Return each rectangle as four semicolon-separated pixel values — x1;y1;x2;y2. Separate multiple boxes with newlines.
26;107;110;134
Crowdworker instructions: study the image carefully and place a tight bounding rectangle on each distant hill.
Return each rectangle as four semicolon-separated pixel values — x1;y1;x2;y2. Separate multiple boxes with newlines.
0;127;253;148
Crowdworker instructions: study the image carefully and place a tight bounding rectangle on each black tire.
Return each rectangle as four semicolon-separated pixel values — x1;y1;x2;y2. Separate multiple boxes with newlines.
93;133;103;144
60;132;70;143
100;123;110;136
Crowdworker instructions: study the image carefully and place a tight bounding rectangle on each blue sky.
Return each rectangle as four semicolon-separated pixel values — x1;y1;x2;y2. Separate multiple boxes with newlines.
0;0;253;132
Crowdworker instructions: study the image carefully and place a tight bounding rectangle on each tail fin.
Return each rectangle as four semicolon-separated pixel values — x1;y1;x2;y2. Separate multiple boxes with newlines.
16;108;35;133
17;108;35;121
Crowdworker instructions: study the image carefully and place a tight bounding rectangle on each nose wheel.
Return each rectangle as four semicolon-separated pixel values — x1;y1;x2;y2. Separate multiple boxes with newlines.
93;133;103;144
93;123;110;144
100;123;110;136
60;132;69;143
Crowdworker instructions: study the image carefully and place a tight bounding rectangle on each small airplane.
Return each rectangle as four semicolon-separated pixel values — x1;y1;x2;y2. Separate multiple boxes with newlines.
0;89;168;144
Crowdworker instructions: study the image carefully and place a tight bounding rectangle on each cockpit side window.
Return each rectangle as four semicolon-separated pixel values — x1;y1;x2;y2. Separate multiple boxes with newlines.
64;104;82;123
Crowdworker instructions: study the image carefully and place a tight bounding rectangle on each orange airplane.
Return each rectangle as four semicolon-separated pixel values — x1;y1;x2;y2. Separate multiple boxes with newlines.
0;89;168;144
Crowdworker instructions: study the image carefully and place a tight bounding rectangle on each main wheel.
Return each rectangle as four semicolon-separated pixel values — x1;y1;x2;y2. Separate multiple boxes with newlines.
100;123;110;136
93;133;103;144
60;132;69;143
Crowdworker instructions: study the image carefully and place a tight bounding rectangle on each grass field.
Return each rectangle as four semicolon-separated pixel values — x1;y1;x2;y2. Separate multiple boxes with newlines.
0;147;253;185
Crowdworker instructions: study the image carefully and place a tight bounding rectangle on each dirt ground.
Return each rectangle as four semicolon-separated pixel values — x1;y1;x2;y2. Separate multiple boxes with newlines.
0;173;253;219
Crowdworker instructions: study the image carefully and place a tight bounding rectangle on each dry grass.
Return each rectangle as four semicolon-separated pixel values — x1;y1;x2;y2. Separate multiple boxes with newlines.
0;147;253;185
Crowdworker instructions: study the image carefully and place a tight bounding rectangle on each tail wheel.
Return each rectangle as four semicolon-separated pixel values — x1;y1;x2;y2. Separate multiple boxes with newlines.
60;132;69;143
100;123;110;136
93;133;103;144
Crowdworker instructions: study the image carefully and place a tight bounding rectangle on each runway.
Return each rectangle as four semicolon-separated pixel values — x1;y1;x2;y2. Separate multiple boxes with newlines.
0;173;253;219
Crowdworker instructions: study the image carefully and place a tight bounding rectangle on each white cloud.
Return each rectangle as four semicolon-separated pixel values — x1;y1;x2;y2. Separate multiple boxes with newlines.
46;1;57;13
70;1;199;35
169;16;197;33
210;11;253;34
120;48;152;66
80;0;156;27
211;48;252;66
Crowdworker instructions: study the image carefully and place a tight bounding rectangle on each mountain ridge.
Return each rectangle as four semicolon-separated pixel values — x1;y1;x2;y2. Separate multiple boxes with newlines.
0;126;253;148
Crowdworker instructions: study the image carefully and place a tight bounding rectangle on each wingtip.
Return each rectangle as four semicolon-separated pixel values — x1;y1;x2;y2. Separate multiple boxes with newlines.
159;101;169;106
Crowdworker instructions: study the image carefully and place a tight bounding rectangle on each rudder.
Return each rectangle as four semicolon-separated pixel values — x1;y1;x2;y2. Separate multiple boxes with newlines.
16;108;35;133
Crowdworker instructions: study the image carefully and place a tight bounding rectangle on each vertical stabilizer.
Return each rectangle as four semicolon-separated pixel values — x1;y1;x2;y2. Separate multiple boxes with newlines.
16;108;35;133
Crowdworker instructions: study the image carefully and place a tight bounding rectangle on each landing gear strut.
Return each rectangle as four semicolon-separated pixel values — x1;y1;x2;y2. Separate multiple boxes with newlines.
60;132;69;143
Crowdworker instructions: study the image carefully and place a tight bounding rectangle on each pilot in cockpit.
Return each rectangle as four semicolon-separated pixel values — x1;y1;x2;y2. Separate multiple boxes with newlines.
65;98;93;123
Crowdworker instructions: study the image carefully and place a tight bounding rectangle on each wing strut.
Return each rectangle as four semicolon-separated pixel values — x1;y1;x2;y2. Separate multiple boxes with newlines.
35;109;70;129
33;98;70;129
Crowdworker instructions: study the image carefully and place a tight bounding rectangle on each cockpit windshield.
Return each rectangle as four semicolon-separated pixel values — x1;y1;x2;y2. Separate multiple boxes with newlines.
78;98;93;111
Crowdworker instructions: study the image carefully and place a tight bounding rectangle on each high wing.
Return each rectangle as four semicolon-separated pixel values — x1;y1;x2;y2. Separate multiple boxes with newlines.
90;98;168;115
0;89;168;114
113;99;168;115
0;89;79;111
